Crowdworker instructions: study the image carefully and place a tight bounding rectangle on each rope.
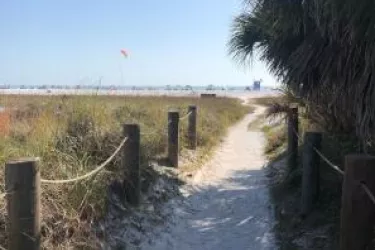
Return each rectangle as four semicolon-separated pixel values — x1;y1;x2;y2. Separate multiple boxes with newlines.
313;148;344;176
41;137;128;184
289;118;375;205
291;127;344;176
179;111;192;121
360;182;375;205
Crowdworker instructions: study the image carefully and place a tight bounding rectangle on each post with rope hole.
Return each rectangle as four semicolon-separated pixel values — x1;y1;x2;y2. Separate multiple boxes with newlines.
301;132;322;216
187;105;197;150
340;155;375;250
288;103;299;170
6;157;41;250
122;124;140;206
168;109;179;167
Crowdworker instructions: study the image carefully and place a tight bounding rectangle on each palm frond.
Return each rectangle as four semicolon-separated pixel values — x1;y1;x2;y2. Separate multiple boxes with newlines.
229;0;375;145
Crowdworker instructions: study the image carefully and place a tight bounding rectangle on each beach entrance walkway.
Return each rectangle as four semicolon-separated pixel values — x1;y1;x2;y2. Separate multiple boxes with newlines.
141;105;277;250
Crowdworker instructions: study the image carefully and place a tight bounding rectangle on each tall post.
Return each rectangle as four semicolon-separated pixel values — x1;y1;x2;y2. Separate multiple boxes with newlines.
6;158;41;250
288;103;299;170
123;124;140;206
187;105;197;150
301;132;322;216
340;155;375;250
168;109;179;167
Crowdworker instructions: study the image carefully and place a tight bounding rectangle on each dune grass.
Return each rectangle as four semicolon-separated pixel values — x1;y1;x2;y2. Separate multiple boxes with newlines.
248;96;286;107
247;96;287;159
257;94;359;249
0;94;250;249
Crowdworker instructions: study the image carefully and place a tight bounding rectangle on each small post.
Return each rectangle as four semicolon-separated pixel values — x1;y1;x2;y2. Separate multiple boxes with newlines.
6;157;41;250
187;105;197;150
288;103;299;170
301;132;322;216
168;109;179;167
123;124;140;206
340;155;375;250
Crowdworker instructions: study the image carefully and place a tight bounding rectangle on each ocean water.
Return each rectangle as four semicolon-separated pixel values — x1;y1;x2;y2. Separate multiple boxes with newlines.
0;86;278;97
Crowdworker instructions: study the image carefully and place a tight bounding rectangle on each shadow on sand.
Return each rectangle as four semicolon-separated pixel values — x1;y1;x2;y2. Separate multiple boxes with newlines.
106;143;341;249
265;145;341;250
140;166;278;250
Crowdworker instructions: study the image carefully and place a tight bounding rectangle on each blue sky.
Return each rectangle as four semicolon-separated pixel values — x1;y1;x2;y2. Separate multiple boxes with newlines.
0;1;279;87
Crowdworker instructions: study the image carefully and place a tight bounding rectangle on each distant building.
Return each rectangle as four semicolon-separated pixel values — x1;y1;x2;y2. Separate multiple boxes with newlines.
253;80;261;91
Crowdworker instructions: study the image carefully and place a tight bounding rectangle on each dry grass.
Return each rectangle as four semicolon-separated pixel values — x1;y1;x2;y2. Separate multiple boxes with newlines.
260;94;360;249
247;95;288;158
264;125;287;157
0;94;250;249
248;96;286;107
0;111;10;136
247;113;265;131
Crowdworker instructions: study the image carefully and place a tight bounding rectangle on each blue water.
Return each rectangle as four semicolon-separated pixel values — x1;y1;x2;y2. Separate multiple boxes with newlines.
0;84;275;92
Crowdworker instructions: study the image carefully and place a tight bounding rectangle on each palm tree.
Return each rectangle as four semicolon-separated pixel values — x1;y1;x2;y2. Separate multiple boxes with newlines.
229;0;375;145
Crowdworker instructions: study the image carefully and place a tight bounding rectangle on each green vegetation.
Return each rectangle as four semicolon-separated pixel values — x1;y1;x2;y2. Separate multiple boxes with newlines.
247;115;265;131
263;125;286;157
248;97;287;159
0;94;250;249
229;0;375;247
250;93;359;248
229;0;375;148
249;96;286;108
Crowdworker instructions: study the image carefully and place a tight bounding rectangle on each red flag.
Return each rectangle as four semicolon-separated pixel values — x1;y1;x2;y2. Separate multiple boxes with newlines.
120;49;128;58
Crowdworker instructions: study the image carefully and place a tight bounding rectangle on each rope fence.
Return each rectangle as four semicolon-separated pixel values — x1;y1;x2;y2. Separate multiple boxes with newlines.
2;104;198;250
360;182;375;205
293;128;345;176
40;137;128;184
287;104;375;249
292;127;374;203
313;147;344;176
179;111;192;121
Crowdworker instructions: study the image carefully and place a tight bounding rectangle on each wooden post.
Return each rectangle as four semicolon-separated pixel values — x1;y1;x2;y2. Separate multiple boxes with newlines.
340;155;375;250
187;105;197;150
123;124;140;206
301;132;322;216
168;109;179;167
288;103;299;170
6;158;41;250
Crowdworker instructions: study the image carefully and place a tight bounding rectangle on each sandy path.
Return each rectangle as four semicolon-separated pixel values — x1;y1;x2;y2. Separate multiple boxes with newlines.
141;105;277;250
